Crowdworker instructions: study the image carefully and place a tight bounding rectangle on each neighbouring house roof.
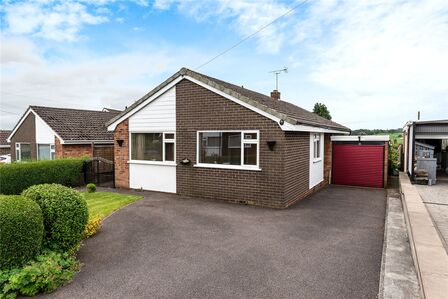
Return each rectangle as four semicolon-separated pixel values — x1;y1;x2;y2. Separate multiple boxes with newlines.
8;106;120;143
0;130;11;147
107;67;350;132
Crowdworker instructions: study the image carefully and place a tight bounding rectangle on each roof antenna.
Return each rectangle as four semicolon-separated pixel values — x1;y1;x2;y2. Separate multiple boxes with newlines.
269;67;288;90
417;111;420;120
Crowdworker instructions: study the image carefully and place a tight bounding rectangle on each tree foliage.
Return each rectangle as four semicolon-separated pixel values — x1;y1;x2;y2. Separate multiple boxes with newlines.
313;103;332;120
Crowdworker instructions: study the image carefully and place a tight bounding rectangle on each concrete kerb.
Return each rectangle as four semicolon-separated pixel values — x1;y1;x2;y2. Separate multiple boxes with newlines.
399;172;448;299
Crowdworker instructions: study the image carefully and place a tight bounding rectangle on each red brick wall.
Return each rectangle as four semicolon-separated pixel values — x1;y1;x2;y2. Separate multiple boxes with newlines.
114;120;129;188
176;79;287;208
0;147;10;156
324;134;332;183
55;137;92;158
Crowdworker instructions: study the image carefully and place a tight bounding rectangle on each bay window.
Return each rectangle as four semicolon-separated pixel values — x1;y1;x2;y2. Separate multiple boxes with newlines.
130;132;175;163
197;131;259;169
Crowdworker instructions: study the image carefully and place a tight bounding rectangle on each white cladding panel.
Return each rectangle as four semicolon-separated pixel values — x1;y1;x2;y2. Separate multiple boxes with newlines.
129;163;176;193
129;87;176;132
35;115;55;144
309;132;324;189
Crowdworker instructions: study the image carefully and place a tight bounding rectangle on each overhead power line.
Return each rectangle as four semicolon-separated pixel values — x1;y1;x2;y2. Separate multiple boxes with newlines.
195;0;309;70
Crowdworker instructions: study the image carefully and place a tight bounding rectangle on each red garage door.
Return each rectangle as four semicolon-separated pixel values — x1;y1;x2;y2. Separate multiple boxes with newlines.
332;144;384;188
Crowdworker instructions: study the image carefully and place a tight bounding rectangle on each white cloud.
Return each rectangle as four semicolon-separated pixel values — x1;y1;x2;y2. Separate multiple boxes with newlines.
153;0;295;53
3;0;108;41
0;36;206;129
288;0;448;127
0;36;43;65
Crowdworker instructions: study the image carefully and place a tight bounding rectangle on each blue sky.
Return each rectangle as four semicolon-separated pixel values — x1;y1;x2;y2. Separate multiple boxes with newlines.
1;0;447;130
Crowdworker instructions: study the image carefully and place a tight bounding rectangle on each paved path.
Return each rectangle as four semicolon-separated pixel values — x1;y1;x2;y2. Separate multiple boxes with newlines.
416;181;448;252
44;186;386;299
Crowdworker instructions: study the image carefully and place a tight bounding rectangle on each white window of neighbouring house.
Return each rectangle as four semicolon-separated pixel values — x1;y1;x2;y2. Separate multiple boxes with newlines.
37;144;55;160
197;131;259;170
313;133;321;160
16;143;31;161
130;132;175;163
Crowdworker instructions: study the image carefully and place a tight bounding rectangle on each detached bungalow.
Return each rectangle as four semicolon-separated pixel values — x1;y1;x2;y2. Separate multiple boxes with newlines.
107;68;350;208
7;106;120;162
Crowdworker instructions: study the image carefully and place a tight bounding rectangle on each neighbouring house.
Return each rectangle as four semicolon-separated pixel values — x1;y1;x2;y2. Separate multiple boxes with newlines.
7;106;120;162
403;119;448;184
107;67;352;208
0;130;11;155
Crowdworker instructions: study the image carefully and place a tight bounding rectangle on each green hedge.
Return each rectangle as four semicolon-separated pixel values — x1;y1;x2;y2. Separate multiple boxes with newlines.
0;158;86;195
0;196;44;270
22;184;88;253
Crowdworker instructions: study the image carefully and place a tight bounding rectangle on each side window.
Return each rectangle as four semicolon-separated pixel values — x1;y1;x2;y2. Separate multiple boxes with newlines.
313;134;321;160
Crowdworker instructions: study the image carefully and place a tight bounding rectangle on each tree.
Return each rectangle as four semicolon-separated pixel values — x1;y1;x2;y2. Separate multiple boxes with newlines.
313;102;332;120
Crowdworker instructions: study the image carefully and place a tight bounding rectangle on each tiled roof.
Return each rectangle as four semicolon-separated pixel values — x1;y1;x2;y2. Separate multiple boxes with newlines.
107;67;350;132
0;130;11;146
30;106;120;142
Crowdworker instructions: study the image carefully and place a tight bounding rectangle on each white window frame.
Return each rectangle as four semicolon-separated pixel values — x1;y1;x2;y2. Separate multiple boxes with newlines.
128;131;176;166
15;142;31;162
15;143;21;161
195;130;260;171
313;133;322;162
37;143;55;160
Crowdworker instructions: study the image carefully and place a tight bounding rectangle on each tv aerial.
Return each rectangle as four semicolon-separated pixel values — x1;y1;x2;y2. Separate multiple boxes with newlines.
269;67;288;90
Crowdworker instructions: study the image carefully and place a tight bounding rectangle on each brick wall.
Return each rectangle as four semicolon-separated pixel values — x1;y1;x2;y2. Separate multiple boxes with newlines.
176;79;287;208
0;147;10;156
10;112;36;161
114;120;129;188
384;141;389;187
324;134;332;183
55;137;92;158
283;132;310;207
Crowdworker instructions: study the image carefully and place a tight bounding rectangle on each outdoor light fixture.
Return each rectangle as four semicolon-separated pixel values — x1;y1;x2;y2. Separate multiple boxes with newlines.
267;141;276;151
116;139;124;147
279;119;284;125
180;158;191;165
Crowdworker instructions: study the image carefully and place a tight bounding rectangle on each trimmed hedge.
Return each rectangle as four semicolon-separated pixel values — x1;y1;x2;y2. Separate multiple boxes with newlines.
0;195;44;270
22;184;88;253
86;183;96;193
0;158;86;195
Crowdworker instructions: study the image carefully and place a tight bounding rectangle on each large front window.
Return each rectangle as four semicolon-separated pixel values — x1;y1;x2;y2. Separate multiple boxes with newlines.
131;132;175;162
198;131;259;169
38;144;55;160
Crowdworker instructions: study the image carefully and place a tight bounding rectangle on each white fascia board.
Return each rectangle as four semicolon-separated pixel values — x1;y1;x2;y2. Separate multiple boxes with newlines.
331;135;389;142
107;73;349;135
7;108;64;143
0;145;10;148
415;134;448;139
186;76;349;134
107;76;183;131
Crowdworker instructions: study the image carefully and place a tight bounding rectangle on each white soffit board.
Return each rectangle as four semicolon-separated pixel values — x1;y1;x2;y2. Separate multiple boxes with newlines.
331;135;389;142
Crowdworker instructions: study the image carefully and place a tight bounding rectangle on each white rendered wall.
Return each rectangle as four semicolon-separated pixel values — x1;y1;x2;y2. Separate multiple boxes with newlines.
129;163;176;193
35;114;55;144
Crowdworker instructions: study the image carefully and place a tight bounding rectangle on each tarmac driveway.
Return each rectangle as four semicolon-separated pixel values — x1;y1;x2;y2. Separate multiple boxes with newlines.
45;185;386;299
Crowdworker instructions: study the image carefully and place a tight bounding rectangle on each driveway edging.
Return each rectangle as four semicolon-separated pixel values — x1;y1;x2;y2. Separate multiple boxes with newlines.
399;172;448;299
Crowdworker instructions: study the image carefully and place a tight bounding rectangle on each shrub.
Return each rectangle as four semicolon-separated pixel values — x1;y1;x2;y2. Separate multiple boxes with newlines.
0;196;44;270
0;158;87;195
22;184;89;253
86;183;96;193
0;250;79;298
83;217;102;238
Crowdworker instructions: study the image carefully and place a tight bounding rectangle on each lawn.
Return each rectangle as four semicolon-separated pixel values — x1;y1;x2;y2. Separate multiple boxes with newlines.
83;192;143;219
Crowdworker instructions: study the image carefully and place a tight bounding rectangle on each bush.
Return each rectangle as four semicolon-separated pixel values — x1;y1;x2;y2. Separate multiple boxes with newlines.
86;183;96;193
0;196;44;270
0;158;86;195
83;217;102;238
0;250;79;298
22;184;88;253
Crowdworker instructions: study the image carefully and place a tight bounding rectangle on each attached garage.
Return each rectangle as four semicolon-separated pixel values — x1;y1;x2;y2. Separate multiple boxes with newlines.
331;136;390;188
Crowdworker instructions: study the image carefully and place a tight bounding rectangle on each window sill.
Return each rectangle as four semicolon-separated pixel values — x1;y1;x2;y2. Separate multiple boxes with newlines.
193;164;261;171
128;160;177;166
313;158;322;163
